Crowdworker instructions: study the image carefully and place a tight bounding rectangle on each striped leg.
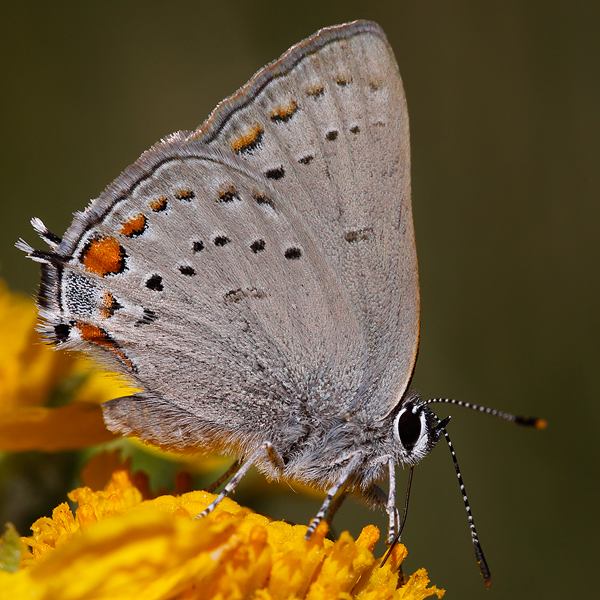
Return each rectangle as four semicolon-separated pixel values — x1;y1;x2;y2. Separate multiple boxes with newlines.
204;459;242;493
381;465;414;567
367;478;400;546
325;491;348;527
386;458;398;544
305;451;363;539
196;442;284;519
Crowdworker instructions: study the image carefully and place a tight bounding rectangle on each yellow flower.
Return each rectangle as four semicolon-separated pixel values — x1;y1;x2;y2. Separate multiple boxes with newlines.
0;466;444;600
0;280;444;598
0;280;137;451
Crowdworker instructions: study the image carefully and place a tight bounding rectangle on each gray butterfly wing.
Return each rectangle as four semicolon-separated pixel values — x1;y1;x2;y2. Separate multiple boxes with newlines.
196;20;418;417
25;21;418;458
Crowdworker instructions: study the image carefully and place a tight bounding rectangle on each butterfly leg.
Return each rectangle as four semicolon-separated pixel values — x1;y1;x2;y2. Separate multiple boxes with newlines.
196;441;284;519
305;451;363;539
366;483;399;546
204;459;242;493
325;491;348;526
386;457;398;544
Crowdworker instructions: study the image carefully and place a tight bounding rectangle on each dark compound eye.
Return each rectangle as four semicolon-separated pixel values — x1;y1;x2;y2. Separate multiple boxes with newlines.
396;409;422;450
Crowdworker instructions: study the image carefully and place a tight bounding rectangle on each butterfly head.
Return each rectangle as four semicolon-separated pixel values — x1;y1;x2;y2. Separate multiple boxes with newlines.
393;391;444;466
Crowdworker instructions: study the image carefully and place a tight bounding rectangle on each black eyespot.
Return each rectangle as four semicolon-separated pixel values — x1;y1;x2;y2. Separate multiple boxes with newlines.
396;409;422;450
179;265;196;276
214;236;229;247
284;247;302;260
146;274;163;291
54;323;70;342
250;239;265;253
265;166;285;180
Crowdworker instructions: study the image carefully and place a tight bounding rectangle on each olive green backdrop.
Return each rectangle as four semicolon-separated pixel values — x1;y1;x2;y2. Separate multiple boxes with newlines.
1;1;598;598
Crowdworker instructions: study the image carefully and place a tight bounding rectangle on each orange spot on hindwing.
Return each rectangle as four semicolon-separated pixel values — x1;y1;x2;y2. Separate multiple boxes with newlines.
76;323;135;371
100;291;121;318
270;99;298;123
149;196;168;212
230;124;264;154
119;214;147;238
81;235;127;277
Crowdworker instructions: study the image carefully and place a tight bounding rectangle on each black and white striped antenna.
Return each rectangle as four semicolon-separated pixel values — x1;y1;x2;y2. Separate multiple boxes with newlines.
383;399;545;587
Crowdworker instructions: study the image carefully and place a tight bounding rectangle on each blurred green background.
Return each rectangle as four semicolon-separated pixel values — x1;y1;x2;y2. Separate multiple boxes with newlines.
1;1;598;597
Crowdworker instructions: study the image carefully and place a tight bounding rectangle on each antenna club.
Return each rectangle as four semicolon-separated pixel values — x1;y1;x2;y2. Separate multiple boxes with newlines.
515;416;547;429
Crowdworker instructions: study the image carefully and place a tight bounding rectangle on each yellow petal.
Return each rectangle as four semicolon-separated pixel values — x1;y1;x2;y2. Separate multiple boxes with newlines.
398;569;445;600
5;466;443;600
0;402;116;451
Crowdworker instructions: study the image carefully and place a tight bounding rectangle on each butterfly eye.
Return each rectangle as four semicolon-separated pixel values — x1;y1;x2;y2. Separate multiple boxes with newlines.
395;408;422;450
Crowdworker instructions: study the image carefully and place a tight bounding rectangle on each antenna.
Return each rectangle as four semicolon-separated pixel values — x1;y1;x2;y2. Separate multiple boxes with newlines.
382;398;545;586
426;397;547;429
438;417;492;586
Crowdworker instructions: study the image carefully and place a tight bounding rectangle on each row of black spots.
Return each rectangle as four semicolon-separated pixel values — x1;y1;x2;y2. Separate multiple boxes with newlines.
144;265;197;293
149;188;195;214
325;124;363;142
296;126;361;166
305;75;353;101
195;236;265;255
144;241;299;293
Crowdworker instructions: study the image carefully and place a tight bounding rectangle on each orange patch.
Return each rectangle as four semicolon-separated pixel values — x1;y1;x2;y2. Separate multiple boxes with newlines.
230;124;264;154
217;185;239;203
306;84;324;97
335;76;352;86
270;99;298;122
119;214;147;238
76;323;135;371
174;189;195;201
100;291;118;318
81;235;126;277
149;196;167;212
